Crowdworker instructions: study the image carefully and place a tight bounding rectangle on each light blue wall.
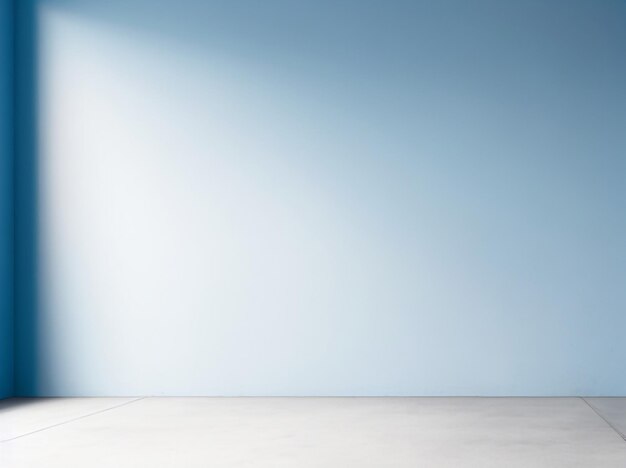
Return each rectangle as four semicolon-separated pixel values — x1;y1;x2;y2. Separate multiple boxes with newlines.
15;0;626;396
0;0;13;399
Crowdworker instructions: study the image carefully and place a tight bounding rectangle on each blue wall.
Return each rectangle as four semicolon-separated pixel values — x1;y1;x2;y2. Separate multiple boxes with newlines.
0;0;14;399
13;0;626;396
13;0;39;397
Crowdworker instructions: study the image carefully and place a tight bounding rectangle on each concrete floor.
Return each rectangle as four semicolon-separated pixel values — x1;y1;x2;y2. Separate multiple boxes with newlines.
1;397;625;467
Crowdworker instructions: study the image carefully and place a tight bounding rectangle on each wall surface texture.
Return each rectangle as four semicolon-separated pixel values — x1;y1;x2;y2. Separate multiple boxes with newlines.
15;0;626;396
0;0;13;399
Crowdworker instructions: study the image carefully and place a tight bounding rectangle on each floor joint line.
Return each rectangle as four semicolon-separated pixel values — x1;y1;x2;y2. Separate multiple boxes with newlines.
0;397;147;443
581;397;626;442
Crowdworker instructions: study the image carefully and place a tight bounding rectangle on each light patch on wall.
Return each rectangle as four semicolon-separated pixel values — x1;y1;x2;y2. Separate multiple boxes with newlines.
37;7;452;395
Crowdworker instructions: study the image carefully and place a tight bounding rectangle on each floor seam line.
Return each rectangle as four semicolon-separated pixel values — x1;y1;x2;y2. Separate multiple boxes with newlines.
580;397;626;442
0;397;148;444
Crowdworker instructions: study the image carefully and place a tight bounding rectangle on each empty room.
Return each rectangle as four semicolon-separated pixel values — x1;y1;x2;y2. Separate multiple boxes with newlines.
1;0;625;466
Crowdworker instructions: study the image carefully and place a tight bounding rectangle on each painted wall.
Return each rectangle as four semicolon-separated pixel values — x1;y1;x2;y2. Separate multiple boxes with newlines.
15;0;626;396
0;0;13;399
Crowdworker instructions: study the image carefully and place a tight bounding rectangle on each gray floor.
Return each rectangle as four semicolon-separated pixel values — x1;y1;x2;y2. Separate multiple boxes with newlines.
1;397;625;467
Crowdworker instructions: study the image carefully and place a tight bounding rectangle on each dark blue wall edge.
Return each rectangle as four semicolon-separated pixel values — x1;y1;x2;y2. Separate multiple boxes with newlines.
0;0;15;399
2;0;37;399
12;0;39;398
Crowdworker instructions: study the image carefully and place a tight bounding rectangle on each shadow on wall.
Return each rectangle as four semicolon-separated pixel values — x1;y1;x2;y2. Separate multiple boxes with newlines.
12;0;626;396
